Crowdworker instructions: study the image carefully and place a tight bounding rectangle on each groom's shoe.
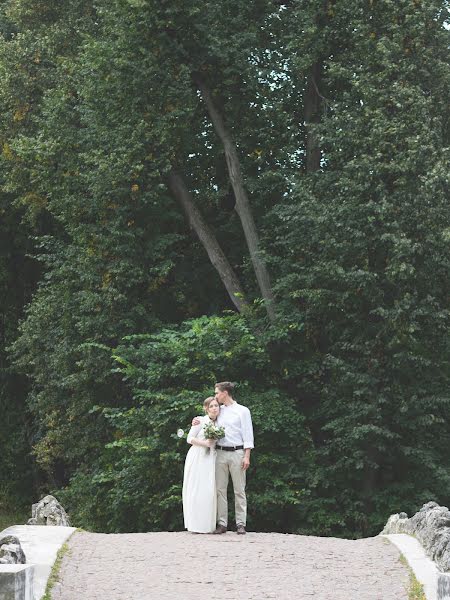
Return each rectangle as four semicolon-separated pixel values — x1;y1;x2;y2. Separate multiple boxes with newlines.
213;525;227;534
236;524;246;535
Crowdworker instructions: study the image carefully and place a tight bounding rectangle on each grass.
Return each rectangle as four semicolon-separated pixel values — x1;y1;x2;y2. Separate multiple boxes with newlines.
41;540;71;600
0;508;29;533
399;554;427;600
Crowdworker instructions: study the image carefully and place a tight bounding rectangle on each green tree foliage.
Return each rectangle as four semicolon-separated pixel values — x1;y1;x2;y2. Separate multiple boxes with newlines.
0;200;35;505
0;0;449;536
271;0;450;535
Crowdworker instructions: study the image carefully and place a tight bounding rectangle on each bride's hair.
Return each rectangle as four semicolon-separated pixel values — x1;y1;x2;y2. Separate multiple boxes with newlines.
215;381;236;395
203;396;218;411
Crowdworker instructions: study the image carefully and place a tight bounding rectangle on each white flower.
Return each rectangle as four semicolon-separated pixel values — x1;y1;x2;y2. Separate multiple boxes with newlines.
177;428;185;438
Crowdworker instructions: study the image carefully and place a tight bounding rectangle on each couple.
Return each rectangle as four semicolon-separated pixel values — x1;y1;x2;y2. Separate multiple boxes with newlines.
182;381;254;535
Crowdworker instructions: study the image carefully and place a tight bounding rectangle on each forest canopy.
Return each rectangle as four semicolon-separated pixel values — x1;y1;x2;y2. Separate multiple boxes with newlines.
1;0;449;537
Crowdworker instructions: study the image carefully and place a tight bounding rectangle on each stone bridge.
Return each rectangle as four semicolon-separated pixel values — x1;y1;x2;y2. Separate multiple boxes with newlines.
49;530;409;600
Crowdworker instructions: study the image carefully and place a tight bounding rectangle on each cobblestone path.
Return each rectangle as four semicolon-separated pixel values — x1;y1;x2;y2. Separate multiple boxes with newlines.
51;531;409;600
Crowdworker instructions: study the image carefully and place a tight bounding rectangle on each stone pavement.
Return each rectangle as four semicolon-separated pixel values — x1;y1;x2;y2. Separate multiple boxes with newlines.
50;531;410;600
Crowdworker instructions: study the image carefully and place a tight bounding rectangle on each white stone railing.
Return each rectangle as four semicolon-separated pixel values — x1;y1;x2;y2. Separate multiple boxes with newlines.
0;525;75;600
382;502;450;600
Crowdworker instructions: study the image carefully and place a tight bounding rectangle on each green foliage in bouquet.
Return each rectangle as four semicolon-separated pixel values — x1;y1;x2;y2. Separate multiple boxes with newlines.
203;423;225;441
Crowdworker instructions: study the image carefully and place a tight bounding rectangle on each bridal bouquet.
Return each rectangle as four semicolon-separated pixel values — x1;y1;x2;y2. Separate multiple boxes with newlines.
203;422;225;441
203;422;225;453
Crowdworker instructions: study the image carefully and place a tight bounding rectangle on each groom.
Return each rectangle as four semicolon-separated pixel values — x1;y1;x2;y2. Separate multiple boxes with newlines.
195;381;254;535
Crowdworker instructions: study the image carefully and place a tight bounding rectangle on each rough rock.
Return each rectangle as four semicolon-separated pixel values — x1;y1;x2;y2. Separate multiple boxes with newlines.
383;501;450;572
0;534;26;564
27;495;71;527
382;512;409;534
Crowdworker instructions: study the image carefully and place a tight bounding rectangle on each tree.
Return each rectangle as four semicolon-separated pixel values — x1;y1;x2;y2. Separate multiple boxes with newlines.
193;74;276;321
272;0;450;534
167;169;248;312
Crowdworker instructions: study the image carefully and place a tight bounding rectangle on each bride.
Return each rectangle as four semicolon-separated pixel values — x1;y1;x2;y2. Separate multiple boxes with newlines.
182;396;219;533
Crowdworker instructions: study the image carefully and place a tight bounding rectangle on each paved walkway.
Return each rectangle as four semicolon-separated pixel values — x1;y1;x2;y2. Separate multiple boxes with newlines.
51;531;410;600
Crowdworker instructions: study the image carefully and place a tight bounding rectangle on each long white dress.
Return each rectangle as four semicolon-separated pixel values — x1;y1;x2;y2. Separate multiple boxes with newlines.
182;416;217;533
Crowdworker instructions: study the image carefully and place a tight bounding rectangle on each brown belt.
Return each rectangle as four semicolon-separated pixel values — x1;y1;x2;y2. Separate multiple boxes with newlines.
216;445;244;451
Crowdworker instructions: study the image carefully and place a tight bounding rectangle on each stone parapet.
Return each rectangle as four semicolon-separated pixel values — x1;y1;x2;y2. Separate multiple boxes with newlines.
0;525;75;600
383;502;450;573
438;573;450;600
0;565;34;600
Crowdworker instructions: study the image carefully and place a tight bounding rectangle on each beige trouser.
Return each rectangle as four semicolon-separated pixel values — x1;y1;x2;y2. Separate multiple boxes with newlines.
215;449;247;527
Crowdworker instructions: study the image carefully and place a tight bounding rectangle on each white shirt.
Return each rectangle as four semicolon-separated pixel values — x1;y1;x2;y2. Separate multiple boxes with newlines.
217;401;254;450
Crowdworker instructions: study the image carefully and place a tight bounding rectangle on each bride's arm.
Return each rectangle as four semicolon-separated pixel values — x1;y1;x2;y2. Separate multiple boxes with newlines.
190;437;215;448
187;418;215;448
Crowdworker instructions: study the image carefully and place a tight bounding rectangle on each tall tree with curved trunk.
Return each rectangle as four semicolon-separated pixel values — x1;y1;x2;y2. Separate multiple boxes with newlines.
167;170;248;313
193;73;276;323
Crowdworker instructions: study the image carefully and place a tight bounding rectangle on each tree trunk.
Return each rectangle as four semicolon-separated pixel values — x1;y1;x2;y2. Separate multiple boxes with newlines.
304;62;322;173
167;169;248;313
193;74;276;323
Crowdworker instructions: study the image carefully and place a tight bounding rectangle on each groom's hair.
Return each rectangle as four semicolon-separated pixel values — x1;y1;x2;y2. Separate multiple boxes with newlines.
215;381;235;396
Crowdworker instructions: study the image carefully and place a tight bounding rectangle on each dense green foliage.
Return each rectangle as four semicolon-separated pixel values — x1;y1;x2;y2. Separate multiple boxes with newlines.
0;150;37;505
59;316;310;532
1;0;449;536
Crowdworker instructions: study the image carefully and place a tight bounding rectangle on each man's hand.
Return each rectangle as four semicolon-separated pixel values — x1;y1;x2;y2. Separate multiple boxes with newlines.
242;451;250;471
192;416;201;426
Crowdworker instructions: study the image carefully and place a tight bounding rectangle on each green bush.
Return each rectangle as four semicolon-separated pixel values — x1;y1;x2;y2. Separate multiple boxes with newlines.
60;315;313;533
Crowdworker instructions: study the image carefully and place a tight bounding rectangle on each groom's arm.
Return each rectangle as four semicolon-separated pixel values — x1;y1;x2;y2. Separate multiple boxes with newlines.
242;448;251;471
241;407;254;470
